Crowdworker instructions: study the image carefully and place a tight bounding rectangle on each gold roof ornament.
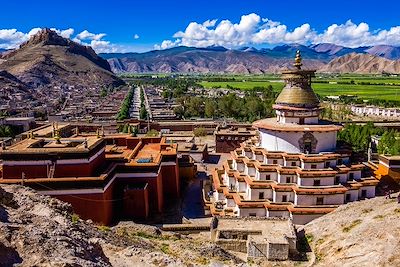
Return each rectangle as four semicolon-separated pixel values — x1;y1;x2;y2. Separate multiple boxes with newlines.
96;128;101;138
294;50;302;69
54;129;61;144
274;51;320;108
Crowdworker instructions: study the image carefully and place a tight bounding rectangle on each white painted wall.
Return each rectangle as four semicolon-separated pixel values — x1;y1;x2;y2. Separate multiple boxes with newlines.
273;191;295;203
298;176;335;186
292;214;324;225
249;188;273;200
301;162;325;169
257;171;278;181
278;174;297;184
345;190;359;203
295;193;344;205
267;210;290;218
259;129;337;153
359;186;375;198
265;158;284;165
238;207;266;217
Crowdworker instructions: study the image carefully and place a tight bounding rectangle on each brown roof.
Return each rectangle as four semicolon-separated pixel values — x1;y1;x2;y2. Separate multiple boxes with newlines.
253;118;342;132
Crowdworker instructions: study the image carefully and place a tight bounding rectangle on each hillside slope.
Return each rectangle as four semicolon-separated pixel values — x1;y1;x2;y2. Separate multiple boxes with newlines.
304;195;400;266
319;53;400;74
0;29;124;89
0;184;239;266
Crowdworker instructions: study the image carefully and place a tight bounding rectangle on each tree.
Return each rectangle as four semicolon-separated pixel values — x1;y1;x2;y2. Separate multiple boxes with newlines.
146;129;159;137
204;99;217;118
194;127;207;144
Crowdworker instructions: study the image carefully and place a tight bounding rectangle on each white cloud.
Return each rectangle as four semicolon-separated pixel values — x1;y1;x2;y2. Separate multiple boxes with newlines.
76;30;106;41
154;39;181;50
133;34;140;39
0;27;121;53
155;14;400;49
52;28;74;39
0;29;28;49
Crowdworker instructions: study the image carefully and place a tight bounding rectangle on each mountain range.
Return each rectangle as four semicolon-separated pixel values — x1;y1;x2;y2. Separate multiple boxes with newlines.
101;44;400;74
0;29;124;91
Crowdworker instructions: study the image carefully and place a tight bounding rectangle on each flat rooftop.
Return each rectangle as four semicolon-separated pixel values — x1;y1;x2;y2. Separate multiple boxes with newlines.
253;118;342;132
216;127;257;135
2;136;102;154
31;123;70;137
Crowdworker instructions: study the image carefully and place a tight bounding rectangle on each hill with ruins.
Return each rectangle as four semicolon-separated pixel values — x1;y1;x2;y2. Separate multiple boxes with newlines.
0;29;124;90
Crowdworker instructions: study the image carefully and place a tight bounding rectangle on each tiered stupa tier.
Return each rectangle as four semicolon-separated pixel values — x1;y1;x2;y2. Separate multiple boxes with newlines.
207;51;379;225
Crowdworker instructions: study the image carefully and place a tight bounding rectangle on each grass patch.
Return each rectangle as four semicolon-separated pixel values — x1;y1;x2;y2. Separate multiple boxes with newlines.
134;231;157;239
315;253;323;262
97;225;111;232
198;257;210;265
342;219;362;232
305;233;314;244
374;215;385;220
160;243;170;254
316;238;325;246
362;208;373;214
71;213;79;224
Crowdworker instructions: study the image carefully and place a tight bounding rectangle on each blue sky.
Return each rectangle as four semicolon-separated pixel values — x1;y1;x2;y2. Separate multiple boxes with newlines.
1;0;400;52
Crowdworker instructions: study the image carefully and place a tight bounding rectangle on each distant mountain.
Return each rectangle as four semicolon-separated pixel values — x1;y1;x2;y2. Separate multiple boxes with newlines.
320;53;400;74
365;45;400;60
102;43;400;74
310;43;345;55
0;29;124;89
105;45;325;74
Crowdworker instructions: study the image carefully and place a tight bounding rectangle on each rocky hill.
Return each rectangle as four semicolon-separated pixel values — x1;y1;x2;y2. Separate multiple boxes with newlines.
319;53;400;74
0;29;124;89
102;43;400;74
304;195;400;266
0;184;240;266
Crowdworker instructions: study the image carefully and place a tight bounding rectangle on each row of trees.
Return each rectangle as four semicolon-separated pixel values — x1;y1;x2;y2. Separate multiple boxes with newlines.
116;87;134;120
139;88;148;120
174;88;277;122
135;77;202;98
337;122;400;155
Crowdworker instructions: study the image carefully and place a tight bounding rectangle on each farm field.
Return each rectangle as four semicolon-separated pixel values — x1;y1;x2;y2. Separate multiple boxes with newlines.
200;75;400;102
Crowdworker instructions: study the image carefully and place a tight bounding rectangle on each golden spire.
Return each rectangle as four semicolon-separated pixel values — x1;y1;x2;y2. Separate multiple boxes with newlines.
54;129;61;144
294;50;302;69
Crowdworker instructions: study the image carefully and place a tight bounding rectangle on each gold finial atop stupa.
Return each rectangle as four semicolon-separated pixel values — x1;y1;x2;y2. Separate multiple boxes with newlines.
54;125;61;144
294;50;302;69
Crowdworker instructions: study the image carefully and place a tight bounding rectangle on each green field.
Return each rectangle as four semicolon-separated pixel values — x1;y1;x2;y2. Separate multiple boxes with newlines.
200;75;400;102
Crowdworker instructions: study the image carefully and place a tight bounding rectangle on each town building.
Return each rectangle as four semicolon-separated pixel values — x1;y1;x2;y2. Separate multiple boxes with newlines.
351;104;400;119
373;155;400;186
215;126;257;153
206;51;379;224
0;123;181;225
